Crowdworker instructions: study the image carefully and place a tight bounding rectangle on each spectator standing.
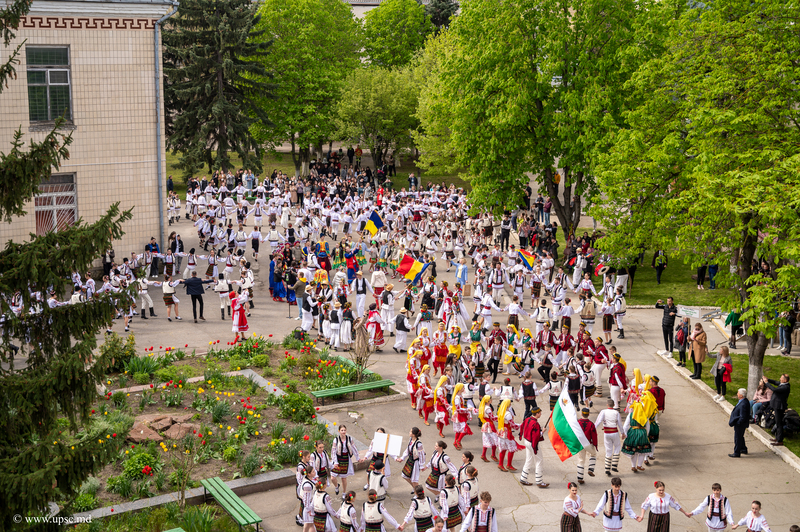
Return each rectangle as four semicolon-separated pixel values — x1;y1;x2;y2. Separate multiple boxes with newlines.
171;234;185;272
293;275;307;321
408;173;418;190
725;309;744;349
728;388;750;458
179;271;213;323
708;263;719;289
147;237;160;277
779;311;796;354
166;175;174;193
764;374;790;446
710;346;732;402
652;250;668;284
697;263;708;290
534;194;544;222
655;297;677;353
543;198;552;225
689;322;708;379
347;145;354;166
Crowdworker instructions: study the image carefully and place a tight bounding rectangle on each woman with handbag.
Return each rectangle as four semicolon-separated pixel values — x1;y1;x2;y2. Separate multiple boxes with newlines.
689;323;708;379
674;318;690;367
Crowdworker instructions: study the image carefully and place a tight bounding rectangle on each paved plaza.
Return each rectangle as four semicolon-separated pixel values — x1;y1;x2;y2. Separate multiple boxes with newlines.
99;218;800;531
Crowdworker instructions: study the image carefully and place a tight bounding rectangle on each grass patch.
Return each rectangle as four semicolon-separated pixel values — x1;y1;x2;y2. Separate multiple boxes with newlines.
670;350;800;457
554;228;731;306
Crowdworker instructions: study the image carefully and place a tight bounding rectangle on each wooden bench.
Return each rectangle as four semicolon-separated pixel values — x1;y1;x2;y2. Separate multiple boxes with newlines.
201;476;262;531
310;379;395;405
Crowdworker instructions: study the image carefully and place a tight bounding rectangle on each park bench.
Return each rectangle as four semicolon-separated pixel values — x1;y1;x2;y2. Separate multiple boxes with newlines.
200;476;262;531
310;379;395;405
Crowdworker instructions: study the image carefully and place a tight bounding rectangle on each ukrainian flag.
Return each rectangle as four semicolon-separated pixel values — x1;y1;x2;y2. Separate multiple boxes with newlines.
396;254;429;284
364;210;384;236
518;249;536;270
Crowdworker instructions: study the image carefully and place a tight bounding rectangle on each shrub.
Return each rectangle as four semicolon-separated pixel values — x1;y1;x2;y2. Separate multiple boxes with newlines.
262;367;275;377
118;374;128;388
111;391;127;409
134;372;151;385
154;366;179;384
240;446;261;477
228;356;247;371
222;446;240;463
211;401;231;424
72;493;97;512
278;393;314;423
250;354;269;368
79;477;101;497
106;475;133;498
122;451;161;480
100;332;138;373
281;332;305;350
161;389;184;407
125;355;161;376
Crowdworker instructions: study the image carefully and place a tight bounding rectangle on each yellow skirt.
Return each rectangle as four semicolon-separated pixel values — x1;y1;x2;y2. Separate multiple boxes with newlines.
449;344;462;359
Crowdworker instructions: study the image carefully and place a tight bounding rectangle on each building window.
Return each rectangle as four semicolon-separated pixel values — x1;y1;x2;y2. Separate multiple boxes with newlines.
35;174;77;235
27;47;72;122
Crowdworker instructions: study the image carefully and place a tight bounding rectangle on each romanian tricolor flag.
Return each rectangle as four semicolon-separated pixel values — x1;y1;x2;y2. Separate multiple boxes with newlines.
518;249;536;270
548;385;591;461
364;211;384;236
396;254;429;284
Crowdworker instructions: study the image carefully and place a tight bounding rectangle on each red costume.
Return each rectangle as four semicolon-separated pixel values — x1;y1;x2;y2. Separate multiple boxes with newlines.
649;385;666;412
432;329;448;375
557;332;574;353
535;330;556;351
578;418;598;448
609;363;627;388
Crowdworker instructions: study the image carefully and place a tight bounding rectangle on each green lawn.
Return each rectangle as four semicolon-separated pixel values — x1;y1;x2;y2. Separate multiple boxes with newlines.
554;228;730;306
670;351;799;457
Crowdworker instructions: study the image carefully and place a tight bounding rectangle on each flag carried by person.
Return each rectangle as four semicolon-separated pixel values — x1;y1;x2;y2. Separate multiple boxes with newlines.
364;210;384;236
396;254;429;284
548;385;591;461
518;249;537;270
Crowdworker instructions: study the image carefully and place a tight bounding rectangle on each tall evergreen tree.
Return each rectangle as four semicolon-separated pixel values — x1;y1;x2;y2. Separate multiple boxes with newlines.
0;0;134;525
163;0;275;178
424;0;458;31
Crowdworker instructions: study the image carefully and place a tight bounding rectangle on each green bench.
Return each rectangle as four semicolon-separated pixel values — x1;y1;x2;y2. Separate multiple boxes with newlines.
201;477;262;531
310;379;395;405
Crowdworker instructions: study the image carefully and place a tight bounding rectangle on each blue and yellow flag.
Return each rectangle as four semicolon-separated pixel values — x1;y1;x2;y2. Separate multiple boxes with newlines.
364;210;384;236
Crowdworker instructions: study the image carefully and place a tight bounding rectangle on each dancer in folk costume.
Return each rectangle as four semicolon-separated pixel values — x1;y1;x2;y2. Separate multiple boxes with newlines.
311;481;338;532
689;482;734;532
732;501;770;532
338;491;360;532
417;365;435;426
311;440;332;489
621;399;652;473
362;428;393;487
424;441;458;496
418;329;433;368
331;425;360;496
460;491;499;532
576;408;598;484
595;399;625;477
407;350;423;410
518;405;547;488
397;427;426;489
298;467;317;530
478;395;499;463
433;375;451;437
639;481;691;531
562;482;592;532
452;383;474;450
432;321;449;376
439;475;465;531
460;466;480;510
402;485;440;532
448;325;463;379
589;477;641;529
361;488;401;532
366;303;386;350
229;291;248;343
496;398;524;472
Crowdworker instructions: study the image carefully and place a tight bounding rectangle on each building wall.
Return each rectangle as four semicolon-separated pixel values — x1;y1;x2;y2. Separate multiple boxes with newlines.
0;1;172;261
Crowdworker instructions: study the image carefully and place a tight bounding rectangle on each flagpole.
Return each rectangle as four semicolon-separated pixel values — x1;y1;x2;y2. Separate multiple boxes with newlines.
542;411;554;431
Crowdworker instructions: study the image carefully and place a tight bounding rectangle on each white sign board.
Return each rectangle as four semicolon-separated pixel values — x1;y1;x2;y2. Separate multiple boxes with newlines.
677;305;701;318
372;432;404;457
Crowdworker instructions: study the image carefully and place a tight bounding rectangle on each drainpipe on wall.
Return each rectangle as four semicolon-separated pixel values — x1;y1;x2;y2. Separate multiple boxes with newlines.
154;1;179;252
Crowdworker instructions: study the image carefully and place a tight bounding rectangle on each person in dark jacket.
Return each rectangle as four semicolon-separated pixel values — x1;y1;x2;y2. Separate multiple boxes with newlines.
656;297;678;353
179;271;213;323
728;388;750;457
764;374;790;445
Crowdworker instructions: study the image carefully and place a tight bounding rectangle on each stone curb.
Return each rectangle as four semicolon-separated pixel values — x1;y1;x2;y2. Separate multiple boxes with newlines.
315;385;408;413
627;305;721;310
653;349;800;473
75;371;369;520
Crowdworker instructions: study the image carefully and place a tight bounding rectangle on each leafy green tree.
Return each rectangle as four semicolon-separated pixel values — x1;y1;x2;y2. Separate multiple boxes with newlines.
336;67;420;172
363;0;434;67
424;0;458;31
592;0;800;393
0;1;134;525
416;0;672;224
163;0;275;178
252;0;361;176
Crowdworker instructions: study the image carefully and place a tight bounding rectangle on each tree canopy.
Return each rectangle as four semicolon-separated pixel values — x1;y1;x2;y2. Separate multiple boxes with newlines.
163;0;275;178
416;0;673;224
252;0;361;176
592;0;800;392
363;0;434;68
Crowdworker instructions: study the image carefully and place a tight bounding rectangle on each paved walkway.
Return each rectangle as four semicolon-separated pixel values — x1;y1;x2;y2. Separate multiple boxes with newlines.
83;215;800;530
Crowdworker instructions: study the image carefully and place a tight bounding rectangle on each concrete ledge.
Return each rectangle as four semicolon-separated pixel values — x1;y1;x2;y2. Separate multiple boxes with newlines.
652;349;800;473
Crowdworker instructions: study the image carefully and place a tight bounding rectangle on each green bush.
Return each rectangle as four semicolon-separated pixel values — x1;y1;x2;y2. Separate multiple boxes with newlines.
285;379;299;393
118;374;128;388
72;493;97;512
106;475;133;498
228;356;247;371
240;446;261;477
122;451;161;480
79;477;101;497
111;391;127;408
169;469;189;488
278;392;314;423
125;355;161;376
251;354;269;368
154;366;179;384
223;446;240;463
262;367;275;377
211;401;231;424
100;332;138;373
134;372;151;385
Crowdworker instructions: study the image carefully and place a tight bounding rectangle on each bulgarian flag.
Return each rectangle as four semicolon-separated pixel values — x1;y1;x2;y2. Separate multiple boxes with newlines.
548;385;591;461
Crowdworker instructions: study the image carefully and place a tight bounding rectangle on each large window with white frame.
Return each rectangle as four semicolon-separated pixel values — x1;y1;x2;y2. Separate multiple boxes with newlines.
35;174;77;236
26;46;72;122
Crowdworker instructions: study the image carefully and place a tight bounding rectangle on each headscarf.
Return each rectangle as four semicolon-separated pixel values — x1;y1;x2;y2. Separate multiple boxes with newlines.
451;383;465;416
497;399;512;432
478;395;492;423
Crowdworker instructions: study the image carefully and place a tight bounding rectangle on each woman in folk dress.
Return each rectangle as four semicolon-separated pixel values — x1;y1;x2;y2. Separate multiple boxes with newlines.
417;365;435;426
424;440;458;496
639;481;691;532
298;466;317;531
451;383;474;451
478;395;499;463
433;375;451;438
311;440;332;489
496;399;524;472
229;290;248;344
561;482;592;532
311;480;338;532
331;425;360;496
407;350;422;410
396;427;426;489
361;427;393;491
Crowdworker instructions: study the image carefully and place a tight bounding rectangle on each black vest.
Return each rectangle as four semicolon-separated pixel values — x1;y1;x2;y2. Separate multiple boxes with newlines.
396;314;409;332
356;279;367;294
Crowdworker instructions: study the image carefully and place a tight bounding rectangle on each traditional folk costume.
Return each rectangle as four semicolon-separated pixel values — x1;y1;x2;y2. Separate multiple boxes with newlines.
433;376;451;437
594;407;623;475
640;492;683;532
478;396;499;463
311;449;331;488
367;469;389;502
561;495;584;532
424;449;457;493
406;351;422;409
432;327;449;375
576;414;598;482
398;437;426;484
331;433;359;480
338;500;359;532
361;500;400;532
460;505;498;532
363;439;393;478
417;369;435;424
452;385;474;450
366;308;386;349
592;489;638;532
734;511;770;532
496;399;524;472
312;487;338;532
439;483;465;531
621;412;650;471
403;495;439;532
690;493;733;532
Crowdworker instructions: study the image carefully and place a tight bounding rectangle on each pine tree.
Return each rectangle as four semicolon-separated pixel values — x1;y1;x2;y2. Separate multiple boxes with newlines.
0;0;134;525
424;0;458;31
163;0;275;178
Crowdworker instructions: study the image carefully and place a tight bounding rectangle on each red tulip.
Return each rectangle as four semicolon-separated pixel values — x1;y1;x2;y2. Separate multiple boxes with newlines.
316;407;319;411
311;415;316;419
269;334;273;337
185;344;188;347
303;435;309;441
110;509;114;513
150;384;154;388
202;440;206;445
159;346;162;349
91;410;95;414
112;433;117;437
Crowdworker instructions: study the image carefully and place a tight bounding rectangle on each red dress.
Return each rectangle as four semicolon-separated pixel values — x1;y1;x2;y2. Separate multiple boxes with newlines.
231;296;249;333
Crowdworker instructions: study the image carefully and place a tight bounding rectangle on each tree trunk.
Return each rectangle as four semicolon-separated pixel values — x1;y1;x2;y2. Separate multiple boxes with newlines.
746;331;768;399
217;50;227;172
300;146;310;176
290;135;301;177
543;166;575;240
